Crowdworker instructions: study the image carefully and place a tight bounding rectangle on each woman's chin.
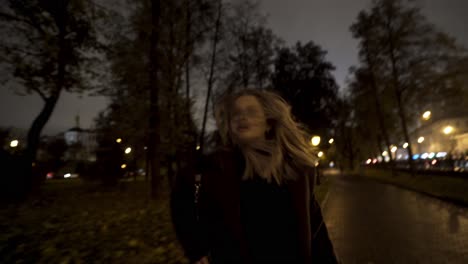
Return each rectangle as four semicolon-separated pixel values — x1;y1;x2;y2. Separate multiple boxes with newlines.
235;134;263;144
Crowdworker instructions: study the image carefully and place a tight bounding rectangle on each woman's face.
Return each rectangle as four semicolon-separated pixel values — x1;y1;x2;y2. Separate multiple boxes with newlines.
230;95;269;143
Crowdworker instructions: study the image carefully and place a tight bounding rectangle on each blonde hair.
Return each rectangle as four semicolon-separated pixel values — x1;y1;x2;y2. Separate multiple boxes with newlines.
214;89;317;185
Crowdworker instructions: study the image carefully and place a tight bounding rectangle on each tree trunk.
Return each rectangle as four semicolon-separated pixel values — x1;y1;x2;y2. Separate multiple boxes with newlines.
148;0;162;199
385;19;415;175
199;0;222;152
26;95;61;191
185;0;191;119
376;134;384;160
346;131;355;171
363;39;394;169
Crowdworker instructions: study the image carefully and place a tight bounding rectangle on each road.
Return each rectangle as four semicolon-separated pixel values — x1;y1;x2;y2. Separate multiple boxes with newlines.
322;170;468;264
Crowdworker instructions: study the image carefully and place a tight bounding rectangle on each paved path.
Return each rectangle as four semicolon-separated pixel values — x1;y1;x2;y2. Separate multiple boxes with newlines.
322;171;468;264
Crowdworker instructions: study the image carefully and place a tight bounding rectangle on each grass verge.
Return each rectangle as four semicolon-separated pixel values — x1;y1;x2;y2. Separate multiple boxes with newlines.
0;178;188;264
361;168;468;206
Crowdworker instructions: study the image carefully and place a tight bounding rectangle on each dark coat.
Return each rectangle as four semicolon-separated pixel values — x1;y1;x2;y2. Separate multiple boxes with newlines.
171;148;338;264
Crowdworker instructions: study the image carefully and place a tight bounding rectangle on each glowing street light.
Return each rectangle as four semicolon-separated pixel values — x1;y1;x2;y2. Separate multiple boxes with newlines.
196;145;201;150
417;137;425;144
443;126;454;135
10;140;19;148
402;142;409;149
382;151;388;156
422;111;431;120
311;136;321;146
391;146;397;153
328;138;334;144
317;151;324;158
366;159;372;165
121;164;127;169
125;147;132;154
116;138;122;143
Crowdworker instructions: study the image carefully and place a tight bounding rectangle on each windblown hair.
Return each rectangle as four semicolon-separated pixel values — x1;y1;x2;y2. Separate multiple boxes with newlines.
214;89;316;185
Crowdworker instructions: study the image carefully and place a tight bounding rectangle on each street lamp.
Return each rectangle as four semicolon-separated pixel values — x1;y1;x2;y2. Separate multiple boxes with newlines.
121;164;127;169
402;142;409;149
391;146;397;153
328;138;334;144
422;111;431;121
311;136;321;146
116;138;122;143
382;151;388;156
443;126;454;135
10;140;19;148
318;151;324;158
417;137;425;143
125;147;132;154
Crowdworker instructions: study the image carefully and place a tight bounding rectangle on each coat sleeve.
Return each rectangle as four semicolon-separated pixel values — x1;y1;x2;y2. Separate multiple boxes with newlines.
170;152;210;263
309;167;339;263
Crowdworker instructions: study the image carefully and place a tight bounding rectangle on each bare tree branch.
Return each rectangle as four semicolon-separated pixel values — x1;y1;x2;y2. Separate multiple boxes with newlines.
31;85;48;101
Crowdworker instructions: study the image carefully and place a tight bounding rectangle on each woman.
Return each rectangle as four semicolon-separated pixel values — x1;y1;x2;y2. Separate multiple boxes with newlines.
171;89;337;264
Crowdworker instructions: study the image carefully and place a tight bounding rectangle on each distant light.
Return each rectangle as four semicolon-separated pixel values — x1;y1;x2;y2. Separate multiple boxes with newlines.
417;137;425;144
421;153;429;159
329;161;335;168
311;136;321;146
121;164;127;169
377;156;383;162
318;151;324;158
431;159;437;165
47;172;54;179
403;142;409;149
315;162;319;167
413;154;420;160
64;173;71;178
125;147;132;154
382;151;388;156
397;154;403;160
436;152;447;158
428;152;436;159
10;140;19;148
443;126;454;135
144;146;147;150
116;138;122;143
384;156;390;162
328;138;334;144
196;145;201;150
422;111;431;120
366;159;372;165
372;158;378;164
391;146;397;153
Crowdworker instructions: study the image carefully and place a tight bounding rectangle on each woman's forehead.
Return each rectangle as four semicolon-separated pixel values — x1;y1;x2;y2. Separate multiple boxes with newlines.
233;95;262;108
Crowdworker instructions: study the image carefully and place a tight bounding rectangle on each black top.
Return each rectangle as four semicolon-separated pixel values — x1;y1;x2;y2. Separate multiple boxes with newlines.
240;176;303;263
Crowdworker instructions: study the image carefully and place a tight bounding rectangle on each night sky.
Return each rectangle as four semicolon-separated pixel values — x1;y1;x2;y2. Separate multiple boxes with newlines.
1;0;467;135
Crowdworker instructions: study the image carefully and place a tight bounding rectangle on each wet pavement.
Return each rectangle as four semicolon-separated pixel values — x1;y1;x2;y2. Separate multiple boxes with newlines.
322;171;468;264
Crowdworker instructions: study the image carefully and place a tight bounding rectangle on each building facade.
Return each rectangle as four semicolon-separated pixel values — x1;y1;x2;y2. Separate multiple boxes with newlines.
411;115;468;157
